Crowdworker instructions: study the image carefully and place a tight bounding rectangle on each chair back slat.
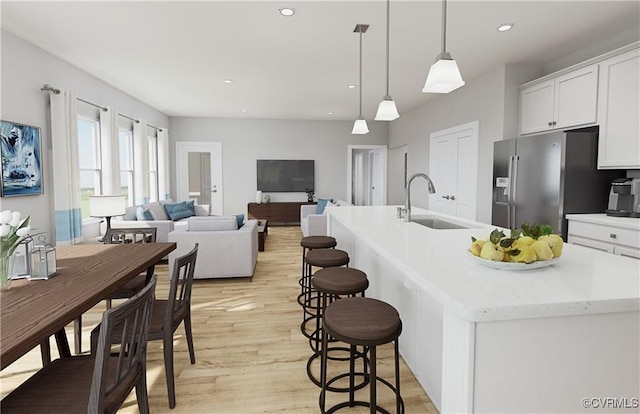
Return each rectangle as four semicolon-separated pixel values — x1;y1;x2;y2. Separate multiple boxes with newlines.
106;227;157;244
165;244;198;328
89;275;157;413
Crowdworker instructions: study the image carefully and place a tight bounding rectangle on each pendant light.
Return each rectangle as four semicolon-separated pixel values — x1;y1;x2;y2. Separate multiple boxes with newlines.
422;0;465;93
375;0;399;121
352;24;369;135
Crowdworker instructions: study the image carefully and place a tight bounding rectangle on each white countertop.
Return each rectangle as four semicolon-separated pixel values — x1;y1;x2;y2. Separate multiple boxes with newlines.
327;206;640;322
566;213;640;230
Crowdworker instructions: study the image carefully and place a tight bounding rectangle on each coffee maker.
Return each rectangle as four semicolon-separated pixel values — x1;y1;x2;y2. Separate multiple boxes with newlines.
606;178;640;217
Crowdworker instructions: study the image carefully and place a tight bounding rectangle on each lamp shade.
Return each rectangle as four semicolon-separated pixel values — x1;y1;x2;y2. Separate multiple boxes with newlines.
89;195;126;217
422;58;465;93
351;118;369;135
375;97;400;121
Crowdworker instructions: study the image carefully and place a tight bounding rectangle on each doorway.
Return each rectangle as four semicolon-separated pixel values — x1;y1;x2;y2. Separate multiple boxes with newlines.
347;145;387;206
176;142;223;214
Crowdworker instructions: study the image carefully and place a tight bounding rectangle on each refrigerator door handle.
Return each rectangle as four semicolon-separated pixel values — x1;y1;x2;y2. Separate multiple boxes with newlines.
507;155;514;228
511;155;519;229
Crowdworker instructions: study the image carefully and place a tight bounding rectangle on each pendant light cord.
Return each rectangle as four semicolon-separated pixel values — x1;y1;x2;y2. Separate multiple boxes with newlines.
359;28;363;118
385;0;390;96
441;0;447;53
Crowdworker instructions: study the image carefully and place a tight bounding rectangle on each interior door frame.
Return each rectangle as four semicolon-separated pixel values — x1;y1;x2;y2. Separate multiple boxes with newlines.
175;141;223;214
347;144;388;206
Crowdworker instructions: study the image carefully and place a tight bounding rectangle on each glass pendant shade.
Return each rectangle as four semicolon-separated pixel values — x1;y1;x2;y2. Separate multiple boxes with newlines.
375;96;400;121
422;56;465;93
351;118;369;134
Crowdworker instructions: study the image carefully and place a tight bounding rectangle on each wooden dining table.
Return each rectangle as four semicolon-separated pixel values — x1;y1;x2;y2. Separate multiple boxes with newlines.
0;242;176;370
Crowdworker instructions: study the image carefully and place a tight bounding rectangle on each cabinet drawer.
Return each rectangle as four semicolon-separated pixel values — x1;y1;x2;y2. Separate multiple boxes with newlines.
568;221;640;249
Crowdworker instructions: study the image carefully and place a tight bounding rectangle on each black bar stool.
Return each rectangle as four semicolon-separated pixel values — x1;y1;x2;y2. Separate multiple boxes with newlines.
320;297;404;414
300;248;349;339
307;267;369;390
299;236;337;308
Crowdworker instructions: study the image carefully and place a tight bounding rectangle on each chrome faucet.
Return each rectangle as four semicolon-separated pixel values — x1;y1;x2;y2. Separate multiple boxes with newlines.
404;173;437;222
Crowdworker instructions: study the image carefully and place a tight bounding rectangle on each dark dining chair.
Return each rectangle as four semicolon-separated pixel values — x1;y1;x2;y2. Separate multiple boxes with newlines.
91;243;199;409
73;227;157;355
2;275;157;414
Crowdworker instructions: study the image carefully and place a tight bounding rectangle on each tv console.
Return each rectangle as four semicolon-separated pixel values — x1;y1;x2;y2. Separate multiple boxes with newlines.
248;202;316;226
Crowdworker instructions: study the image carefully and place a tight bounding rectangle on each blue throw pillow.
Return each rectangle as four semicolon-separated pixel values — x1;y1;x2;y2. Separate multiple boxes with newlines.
136;207;154;221
316;198;330;214
236;214;245;229
164;200;195;221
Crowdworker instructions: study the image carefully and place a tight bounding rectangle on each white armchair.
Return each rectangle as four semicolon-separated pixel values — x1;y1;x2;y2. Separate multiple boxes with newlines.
300;204;328;237
168;217;258;279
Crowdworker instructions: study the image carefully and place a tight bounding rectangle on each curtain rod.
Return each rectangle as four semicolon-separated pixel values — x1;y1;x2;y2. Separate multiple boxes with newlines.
42;84;162;131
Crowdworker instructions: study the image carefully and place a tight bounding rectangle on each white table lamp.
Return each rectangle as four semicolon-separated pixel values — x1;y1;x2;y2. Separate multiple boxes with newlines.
89;195;126;242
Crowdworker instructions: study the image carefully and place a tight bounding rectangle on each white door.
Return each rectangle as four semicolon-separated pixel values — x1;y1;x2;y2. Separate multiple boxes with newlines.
347;145;388;206
429;121;479;220
176;142;223;214
354;152;365;205
369;149;385;206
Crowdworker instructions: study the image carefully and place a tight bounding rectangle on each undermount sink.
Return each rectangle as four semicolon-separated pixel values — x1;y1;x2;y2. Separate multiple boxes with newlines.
410;216;469;230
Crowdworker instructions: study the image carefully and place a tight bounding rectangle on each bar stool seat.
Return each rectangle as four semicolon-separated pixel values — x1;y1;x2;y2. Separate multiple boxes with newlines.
301;236;337;250
312;267;369;297
307;267;369;390
305;249;349;268
320;297;404;414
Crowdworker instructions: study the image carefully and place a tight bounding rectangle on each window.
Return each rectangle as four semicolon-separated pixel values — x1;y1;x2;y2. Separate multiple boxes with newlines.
148;135;159;202
77;116;102;219
119;128;134;206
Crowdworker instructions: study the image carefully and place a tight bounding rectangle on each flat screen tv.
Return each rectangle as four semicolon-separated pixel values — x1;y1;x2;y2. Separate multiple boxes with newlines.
257;159;314;192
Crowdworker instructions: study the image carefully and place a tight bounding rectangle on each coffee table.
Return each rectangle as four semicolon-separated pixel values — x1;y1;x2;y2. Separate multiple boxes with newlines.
257;220;268;251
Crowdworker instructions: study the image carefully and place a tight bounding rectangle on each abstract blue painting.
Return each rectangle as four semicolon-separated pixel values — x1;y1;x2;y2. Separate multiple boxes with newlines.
1;120;42;197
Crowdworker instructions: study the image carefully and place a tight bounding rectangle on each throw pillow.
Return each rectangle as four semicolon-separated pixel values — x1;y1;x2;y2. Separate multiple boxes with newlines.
136;207;154;221
164;200;195;221
235;213;245;229
316;198;331;214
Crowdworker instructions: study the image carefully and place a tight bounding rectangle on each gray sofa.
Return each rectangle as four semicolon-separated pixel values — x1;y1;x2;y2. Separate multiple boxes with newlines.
168;216;258;279
112;199;210;242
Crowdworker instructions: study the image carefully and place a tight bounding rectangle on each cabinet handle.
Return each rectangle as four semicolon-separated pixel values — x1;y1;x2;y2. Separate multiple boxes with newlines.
442;195;450;200
450;195;456;201
548;122;553;127
610;233;617;239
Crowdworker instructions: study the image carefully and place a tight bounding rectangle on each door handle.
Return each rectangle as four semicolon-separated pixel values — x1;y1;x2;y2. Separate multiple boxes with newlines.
450;195;456;201
442;195;450;200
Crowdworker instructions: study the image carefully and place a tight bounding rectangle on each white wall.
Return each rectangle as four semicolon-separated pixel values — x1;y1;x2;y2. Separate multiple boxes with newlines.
169;117;388;215
0;30;170;241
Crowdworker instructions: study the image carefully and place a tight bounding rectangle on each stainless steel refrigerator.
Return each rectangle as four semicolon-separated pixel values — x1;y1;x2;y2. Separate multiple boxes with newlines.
491;127;624;239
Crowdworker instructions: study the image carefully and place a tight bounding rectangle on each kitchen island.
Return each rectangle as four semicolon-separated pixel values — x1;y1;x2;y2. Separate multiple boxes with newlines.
327;206;639;413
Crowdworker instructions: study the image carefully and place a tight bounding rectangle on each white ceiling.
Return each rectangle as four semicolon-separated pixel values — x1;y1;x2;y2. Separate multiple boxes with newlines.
2;1;639;121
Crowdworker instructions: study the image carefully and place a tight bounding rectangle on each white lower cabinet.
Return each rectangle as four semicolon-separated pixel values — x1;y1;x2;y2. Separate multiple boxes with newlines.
567;220;640;259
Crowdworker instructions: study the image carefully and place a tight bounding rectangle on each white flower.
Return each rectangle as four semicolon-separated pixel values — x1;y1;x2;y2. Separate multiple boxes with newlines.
0;211;12;225
0;224;9;237
16;226;31;237
9;211;21;227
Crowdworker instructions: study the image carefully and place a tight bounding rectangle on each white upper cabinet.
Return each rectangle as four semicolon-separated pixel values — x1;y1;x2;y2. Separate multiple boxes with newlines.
519;65;598;135
597;47;640;169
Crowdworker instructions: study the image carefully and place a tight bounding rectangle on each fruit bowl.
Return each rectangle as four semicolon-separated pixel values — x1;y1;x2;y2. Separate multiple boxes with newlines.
467;250;560;270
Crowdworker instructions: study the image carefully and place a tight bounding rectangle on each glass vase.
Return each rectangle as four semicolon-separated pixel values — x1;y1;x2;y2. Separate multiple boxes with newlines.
1;255;13;290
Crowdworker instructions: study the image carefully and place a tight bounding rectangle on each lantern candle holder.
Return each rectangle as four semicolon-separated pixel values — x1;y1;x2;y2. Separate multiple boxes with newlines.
30;235;57;280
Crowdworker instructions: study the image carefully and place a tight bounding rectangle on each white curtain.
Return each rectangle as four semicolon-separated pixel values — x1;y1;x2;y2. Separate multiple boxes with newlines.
50;90;83;245
133;120;149;205
98;106;121;195
157;127;170;200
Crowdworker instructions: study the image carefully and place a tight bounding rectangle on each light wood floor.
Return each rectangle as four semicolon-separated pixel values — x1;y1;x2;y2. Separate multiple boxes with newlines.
1;226;437;413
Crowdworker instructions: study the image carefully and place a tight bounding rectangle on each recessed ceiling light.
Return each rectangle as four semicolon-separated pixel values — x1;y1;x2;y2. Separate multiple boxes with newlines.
497;23;514;32
347;84;356;89
223;79;233;84
279;7;295;17
328;112;334;115
241;109;248;113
